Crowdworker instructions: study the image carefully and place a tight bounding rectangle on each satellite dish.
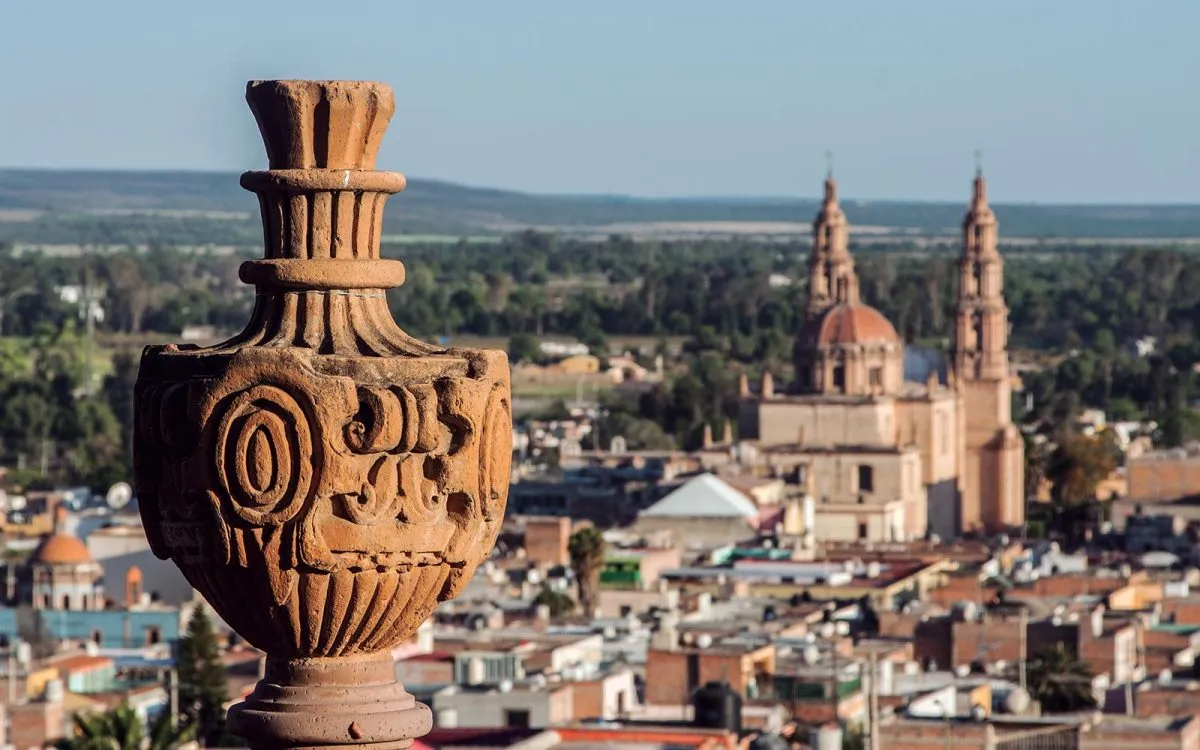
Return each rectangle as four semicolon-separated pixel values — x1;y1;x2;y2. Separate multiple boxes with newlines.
106;482;133;510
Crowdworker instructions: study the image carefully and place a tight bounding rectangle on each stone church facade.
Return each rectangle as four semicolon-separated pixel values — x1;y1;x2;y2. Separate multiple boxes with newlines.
737;171;1024;541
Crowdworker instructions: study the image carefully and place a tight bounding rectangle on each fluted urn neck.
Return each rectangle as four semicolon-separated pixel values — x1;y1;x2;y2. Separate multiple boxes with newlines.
246;80;394;170
224;80;438;358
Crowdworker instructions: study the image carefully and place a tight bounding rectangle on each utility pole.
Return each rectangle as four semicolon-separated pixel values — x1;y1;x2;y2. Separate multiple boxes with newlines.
168;667;179;729
867;648;880;750
829;637;839;724
1018;607;1028;692
83;261;95;397
7;646;15;703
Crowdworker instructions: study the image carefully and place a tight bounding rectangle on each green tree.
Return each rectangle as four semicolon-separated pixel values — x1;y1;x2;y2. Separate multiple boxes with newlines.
1024;644;1096;713
841;726;865;750
176;606;229;744
584;411;674;451
0;383;54;464
507;332;541;364
64;398;124;490
568;526;606;619
1045;433;1118;507
1023;434;1047;506
1107;397;1141;422
579;328;608;357
54;703;143;750
0;338;32;382
533;584;576;619
52;702;193;750
146;711;196;750
103;351;139;458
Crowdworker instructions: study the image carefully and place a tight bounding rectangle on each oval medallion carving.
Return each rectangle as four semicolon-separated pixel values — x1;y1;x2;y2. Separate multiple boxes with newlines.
214;384;314;526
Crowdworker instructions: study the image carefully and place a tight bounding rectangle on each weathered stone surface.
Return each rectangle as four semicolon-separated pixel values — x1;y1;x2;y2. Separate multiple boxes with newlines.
133;80;511;749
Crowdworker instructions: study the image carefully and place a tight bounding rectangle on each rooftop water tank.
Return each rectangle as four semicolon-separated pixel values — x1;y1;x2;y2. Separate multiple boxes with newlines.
692;681;742;735
810;723;842;750
1002;688;1031;714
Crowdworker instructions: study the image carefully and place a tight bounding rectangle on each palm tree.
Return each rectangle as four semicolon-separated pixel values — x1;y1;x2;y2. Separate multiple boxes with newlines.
146;711;196;750
568;526;606;618
53;703;194;750
1024;644;1096;713
54;703;143;750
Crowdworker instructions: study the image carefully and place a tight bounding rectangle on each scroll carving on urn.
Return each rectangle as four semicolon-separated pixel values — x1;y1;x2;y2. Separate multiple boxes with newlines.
134;80;511;749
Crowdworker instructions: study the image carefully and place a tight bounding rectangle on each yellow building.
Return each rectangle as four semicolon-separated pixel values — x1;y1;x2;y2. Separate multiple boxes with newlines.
738;171;1023;541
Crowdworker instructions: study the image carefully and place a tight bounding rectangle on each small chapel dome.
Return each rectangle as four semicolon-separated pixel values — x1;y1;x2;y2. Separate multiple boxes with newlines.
31;533;93;566
31;506;93;566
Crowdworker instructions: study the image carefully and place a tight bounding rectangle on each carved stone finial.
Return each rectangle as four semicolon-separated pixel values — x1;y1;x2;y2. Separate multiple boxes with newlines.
761;370;775;399
134;81;511;749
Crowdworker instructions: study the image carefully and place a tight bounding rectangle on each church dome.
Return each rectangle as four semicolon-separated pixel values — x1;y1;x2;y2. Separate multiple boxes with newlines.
31;533;93;566
806;302;900;347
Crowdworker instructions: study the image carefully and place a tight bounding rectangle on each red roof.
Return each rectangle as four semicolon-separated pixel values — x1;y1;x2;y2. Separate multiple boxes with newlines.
755;505;786;532
402;651;454;663
556;726;735;750
422;728;541;748
50;655;113;673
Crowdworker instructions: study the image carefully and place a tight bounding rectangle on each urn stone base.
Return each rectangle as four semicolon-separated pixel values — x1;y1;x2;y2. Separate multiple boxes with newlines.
228;654;432;750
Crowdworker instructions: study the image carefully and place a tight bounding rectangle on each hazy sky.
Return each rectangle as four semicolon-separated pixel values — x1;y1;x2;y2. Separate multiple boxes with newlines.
2;1;1197;203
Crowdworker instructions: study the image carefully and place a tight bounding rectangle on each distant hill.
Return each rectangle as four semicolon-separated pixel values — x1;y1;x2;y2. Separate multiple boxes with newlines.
3;168;1200;240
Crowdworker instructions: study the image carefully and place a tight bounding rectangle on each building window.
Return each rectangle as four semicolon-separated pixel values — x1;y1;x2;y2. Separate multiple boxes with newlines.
832;366;845;392
858;523;868;540
505;710;531;728
92;630;103;646
144;626;161;646
858;465;874;493
61;595;71;610
869;367;883;388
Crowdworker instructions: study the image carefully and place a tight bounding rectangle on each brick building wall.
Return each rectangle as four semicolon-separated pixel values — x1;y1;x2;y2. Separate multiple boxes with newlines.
9;700;64;750
524;517;572;567
912;618;1081;672
1082;721;1199;750
643;646;774;706
1128;452;1200;502
1163;598;1200;626
1132;688;1200;719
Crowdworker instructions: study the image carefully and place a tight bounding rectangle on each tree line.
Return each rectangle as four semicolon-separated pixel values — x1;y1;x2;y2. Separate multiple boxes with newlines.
4;235;1200;489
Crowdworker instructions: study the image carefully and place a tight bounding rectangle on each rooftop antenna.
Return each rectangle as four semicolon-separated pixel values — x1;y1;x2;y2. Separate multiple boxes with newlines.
825;150;834;180
973;148;983;178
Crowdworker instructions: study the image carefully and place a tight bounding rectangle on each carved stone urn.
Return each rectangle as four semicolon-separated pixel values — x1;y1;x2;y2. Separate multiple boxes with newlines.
133;81;511;749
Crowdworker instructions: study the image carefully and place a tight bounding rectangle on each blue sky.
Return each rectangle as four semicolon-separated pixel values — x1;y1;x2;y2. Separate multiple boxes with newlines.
2;1;1197;202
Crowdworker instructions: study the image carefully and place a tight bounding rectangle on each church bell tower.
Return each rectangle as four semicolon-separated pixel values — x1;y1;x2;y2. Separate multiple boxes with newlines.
806;161;858;320
953;162;1024;533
